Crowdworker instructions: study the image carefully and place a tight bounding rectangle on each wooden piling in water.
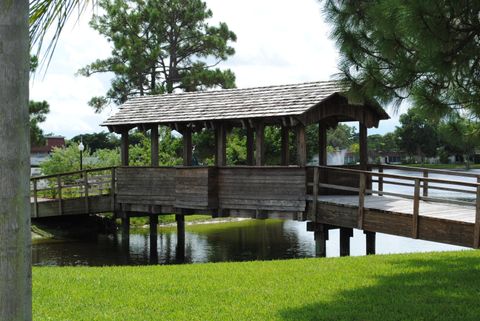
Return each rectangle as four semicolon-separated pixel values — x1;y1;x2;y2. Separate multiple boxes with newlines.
365;231;376;255
339;228;353;257
314;224;328;257
176;214;186;263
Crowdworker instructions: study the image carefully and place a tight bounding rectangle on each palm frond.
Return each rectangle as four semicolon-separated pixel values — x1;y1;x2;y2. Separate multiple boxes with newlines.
29;0;96;71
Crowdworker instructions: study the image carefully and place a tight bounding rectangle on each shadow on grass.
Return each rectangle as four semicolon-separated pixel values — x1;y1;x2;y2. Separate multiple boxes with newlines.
280;255;480;321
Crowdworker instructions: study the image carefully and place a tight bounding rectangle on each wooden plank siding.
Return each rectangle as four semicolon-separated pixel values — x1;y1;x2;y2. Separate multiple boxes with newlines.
116;167;176;211
175;167;218;209
217;167;306;212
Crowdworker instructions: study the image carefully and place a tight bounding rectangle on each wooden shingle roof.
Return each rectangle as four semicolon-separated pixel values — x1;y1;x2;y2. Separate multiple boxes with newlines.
102;80;389;128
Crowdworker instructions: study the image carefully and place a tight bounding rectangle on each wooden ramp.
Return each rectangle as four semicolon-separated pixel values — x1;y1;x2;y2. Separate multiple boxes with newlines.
307;165;480;249
318;195;475;223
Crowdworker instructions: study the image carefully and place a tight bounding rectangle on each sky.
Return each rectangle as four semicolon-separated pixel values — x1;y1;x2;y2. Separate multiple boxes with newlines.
30;0;404;139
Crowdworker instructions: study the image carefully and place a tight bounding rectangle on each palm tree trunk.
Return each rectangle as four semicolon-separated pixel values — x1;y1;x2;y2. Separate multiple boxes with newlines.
0;1;31;320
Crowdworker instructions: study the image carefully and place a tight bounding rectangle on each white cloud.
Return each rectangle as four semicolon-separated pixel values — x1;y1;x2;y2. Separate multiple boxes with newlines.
30;0;398;139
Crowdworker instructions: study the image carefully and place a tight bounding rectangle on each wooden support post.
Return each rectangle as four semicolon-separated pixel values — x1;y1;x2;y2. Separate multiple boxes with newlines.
151;125;159;167
176;214;186;263
365;231;376;255
215;123;226;166
474;177;480;248
149;215;158;258
246;127;254;166
311;167;319;217
378;166;384;196
318;123;327;166
413;178;420;239
359;123;368;170
121;130;129;166
314;224;328;257
57;175;62;216
357;173;366;229
84;171;89;214
121;213;130;246
33;179;38;218
339;228;353;257
423;170;429;197
255;123;265;166
281;126;289;166
110;168;116;212
183;126;193;166
296;124;307;167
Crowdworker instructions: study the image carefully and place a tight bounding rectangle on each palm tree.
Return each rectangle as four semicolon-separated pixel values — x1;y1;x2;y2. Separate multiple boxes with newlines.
1;1;94;319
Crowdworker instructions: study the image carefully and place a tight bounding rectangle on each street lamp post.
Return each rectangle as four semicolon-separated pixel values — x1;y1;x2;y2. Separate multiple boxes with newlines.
78;140;85;172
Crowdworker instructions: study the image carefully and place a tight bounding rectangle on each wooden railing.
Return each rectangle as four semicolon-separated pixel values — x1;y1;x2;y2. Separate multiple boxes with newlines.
30;167;116;217
309;165;480;248
372;164;480;198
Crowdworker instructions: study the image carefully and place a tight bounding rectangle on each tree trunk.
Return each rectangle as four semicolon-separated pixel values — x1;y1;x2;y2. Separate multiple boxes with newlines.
0;1;31;320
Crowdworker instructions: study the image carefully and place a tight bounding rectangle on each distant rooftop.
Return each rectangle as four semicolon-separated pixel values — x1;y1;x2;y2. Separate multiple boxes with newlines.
102;80;389;130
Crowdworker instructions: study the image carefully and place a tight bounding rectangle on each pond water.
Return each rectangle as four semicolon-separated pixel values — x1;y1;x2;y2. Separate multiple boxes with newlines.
32;169;476;267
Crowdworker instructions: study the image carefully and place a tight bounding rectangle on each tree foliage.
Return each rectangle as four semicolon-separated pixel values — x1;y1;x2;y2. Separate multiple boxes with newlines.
395;107;439;160
438;116;480;167
70;131;119;152
79;0;237;112
29;100;50;146
323;0;480;118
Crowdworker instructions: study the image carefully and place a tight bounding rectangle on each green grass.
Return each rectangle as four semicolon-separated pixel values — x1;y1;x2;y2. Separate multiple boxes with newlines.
33;250;480;320
128;214;212;227
402;163;480;170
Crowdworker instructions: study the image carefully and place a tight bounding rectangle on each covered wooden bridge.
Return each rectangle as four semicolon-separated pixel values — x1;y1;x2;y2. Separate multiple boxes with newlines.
30;80;480;256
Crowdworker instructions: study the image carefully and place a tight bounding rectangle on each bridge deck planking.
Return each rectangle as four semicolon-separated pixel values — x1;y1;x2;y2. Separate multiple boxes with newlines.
315;195;475;224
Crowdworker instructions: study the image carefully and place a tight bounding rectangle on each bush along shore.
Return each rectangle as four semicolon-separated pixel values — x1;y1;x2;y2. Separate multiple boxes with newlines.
33;250;479;321
32;214;249;242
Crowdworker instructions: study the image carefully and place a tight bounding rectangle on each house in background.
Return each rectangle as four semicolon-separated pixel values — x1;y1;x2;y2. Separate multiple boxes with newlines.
31;136;65;176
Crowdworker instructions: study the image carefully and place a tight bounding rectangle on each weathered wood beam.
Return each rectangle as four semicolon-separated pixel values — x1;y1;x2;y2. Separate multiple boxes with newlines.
183;126;193;166
151;125;159;167
215;123;227;166
246;127;254;166
121;130;129;166
318;123;327;166
340;227;353;257
359;122;368;170
412;178;420;239
281;126;289;166
255;122;265;166
296;124;307;167
314;224;328;257
365;231;376;255
474;178;480;248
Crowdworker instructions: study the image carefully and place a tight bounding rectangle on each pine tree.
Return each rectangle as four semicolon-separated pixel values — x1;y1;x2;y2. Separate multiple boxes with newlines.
79;0;237;112
323;0;480;118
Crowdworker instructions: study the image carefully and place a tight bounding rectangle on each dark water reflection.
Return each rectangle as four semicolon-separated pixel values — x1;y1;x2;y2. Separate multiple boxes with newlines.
32;219;467;267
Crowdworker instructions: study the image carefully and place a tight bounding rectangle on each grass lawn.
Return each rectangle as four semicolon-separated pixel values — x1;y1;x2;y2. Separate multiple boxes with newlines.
402;163;480;170
33;250;480;320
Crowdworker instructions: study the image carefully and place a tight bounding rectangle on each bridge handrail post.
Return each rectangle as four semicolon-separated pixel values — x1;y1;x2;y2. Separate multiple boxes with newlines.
357;173;366;229
413;178;420;239
111;168;116;211
474;177;480;248
57;175;62;216
378;166;384;196
312;167;319;218
84;170;89;214
423;170;429;197
33;178;38;218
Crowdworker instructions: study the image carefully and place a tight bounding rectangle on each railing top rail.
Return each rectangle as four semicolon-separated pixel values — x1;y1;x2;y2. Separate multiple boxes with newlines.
30;166;116;181
315;165;480;188
375;164;480;178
